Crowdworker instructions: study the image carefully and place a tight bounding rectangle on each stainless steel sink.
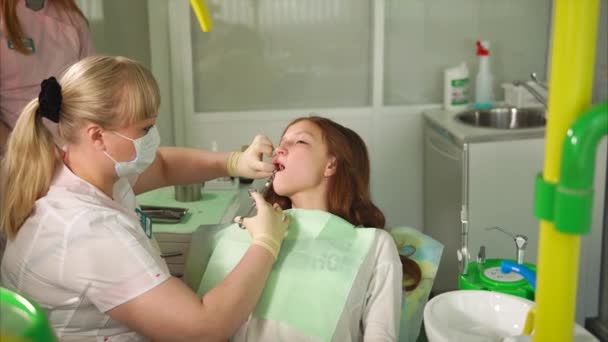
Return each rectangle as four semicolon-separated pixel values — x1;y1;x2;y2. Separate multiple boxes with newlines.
455;107;546;129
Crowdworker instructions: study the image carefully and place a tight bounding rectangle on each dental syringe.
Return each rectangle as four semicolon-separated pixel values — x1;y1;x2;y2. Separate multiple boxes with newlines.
245;168;278;216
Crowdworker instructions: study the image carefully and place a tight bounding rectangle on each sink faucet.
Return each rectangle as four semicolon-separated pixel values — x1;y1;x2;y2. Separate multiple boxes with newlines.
513;80;548;109
486;226;529;264
530;72;548;91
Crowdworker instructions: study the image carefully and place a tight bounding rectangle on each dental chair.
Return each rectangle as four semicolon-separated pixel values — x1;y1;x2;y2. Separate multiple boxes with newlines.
185;220;444;342
389;227;444;342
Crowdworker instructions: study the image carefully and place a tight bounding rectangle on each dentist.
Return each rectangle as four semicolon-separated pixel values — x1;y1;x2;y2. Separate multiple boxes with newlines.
0;55;289;342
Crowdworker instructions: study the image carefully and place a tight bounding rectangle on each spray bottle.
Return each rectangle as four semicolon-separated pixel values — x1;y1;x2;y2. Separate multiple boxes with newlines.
474;40;494;109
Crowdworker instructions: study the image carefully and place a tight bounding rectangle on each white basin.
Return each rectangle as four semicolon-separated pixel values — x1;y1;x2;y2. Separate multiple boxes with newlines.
423;290;598;342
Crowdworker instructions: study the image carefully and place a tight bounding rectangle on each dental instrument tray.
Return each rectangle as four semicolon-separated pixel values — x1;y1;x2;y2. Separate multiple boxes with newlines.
140;205;189;223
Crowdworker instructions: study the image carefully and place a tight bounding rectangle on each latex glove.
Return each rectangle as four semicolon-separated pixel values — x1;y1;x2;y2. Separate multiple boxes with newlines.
234;191;289;261
227;135;275;179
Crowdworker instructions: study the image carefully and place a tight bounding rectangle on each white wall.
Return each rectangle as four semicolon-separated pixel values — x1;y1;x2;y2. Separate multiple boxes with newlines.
177;106;433;229
84;0;607;230
79;0;175;145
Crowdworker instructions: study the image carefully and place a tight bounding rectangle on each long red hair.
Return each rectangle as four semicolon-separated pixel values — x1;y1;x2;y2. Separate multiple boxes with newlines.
264;116;385;228
1;0;87;55
264;116;421;291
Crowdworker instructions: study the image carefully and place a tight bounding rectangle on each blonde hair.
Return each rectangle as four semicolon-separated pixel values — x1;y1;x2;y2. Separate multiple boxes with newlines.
1;0;87;55
0;56;160;238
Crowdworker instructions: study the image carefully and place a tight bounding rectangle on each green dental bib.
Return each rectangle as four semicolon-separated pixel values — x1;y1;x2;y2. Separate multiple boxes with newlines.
197;209;375;341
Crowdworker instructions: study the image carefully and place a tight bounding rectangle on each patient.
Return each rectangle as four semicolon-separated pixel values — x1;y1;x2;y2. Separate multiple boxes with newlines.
199;116;421;341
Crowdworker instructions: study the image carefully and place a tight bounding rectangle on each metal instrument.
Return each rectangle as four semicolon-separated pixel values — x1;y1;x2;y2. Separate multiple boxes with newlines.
140;205;189;223
245;169;278;216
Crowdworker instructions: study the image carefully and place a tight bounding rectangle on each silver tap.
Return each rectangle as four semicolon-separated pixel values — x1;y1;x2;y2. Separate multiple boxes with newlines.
486;226;529;264
530;72;548;91
513;80;548;109
477;245;486;265
476;245;486;274
514;234;528;264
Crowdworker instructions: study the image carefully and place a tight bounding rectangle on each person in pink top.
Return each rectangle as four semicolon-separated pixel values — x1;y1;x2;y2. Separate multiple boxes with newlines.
0;0;94;153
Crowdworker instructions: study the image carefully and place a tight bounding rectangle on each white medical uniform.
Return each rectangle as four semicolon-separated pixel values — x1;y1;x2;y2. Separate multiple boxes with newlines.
1;164;170;342
232;229;403;342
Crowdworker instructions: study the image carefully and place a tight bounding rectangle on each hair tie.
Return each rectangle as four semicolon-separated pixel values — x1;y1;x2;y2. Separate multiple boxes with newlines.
36;77;62;123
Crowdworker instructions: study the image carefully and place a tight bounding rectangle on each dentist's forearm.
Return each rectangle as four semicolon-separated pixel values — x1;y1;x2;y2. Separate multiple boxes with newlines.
157;147;230;185
200;245;274;336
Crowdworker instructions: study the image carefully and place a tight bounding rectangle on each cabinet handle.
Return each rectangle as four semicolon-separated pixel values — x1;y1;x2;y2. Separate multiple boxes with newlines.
426;135;460;161
161;251;183;258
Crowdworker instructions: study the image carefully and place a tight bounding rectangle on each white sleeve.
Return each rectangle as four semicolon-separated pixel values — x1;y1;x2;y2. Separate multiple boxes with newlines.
362;231;403;342
62;212;171;312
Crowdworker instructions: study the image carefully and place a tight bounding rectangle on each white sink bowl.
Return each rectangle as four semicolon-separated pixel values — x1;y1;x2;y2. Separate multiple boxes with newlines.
423;290;598;342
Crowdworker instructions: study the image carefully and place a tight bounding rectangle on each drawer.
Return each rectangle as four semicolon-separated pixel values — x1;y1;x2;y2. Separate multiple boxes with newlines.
154;232;192;243
167;263;185;278
158;241;191;264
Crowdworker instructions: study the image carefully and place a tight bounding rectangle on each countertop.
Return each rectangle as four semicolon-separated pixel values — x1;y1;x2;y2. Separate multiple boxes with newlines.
423;108;546;145
137;186;239;234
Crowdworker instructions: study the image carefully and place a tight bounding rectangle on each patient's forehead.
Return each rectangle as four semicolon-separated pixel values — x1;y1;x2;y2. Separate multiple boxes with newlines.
284;120;322;138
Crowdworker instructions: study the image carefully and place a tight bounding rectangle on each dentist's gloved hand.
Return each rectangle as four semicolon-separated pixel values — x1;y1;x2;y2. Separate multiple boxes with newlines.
234;191;289;261
227;135;275;179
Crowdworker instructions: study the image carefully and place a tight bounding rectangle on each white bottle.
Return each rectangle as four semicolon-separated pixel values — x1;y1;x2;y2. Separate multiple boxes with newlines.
474;40;495;109
444;62;470;111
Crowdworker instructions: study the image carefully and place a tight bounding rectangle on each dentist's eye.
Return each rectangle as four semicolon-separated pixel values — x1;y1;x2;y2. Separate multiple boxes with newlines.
143;125;154;133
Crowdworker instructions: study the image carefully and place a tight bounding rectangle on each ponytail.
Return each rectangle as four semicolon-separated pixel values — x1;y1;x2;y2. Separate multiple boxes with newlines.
1;56;160;239
0;100;58;239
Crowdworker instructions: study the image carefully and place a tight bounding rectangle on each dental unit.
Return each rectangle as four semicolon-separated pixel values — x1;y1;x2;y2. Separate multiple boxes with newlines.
458;226;536;300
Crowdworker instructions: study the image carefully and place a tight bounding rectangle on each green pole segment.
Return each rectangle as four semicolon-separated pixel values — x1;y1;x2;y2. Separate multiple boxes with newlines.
534;101;608;234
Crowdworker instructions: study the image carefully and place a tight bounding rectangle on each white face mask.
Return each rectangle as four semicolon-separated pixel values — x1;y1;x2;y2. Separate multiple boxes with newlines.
104;126;160;177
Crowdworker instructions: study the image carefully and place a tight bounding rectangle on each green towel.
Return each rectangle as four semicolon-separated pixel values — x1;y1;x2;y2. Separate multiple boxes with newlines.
197;209;375;342
136;187;237;234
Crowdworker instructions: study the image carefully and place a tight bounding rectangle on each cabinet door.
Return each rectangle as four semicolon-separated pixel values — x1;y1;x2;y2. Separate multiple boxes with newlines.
467;138;544;264
423;125;462;293
465;137;606;324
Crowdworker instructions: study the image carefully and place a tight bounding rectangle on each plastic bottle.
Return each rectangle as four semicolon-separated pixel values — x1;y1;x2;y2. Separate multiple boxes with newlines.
444;62;470;111
474;40;494;109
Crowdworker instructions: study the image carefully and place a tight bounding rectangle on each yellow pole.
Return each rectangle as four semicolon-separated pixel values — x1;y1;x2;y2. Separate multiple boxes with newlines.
190;0;213;32
534;0;600;341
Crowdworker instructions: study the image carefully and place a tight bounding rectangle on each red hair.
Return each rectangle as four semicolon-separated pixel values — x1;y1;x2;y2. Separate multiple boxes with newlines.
264;116;421;291
1;0;87;55
264;116;385;228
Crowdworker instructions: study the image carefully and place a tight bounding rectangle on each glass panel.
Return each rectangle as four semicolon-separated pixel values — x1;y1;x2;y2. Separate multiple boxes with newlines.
191;0;372;112
385;0;551;106
79;0;152;69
